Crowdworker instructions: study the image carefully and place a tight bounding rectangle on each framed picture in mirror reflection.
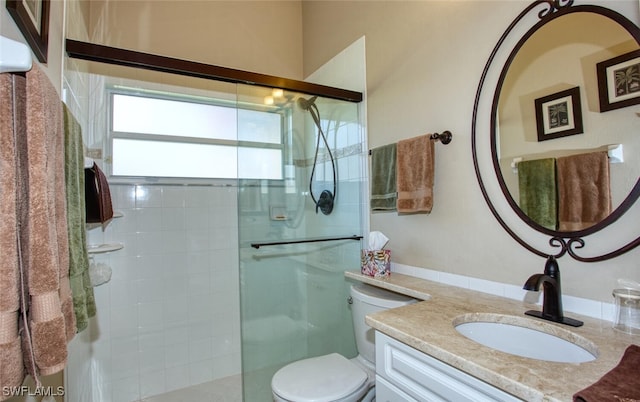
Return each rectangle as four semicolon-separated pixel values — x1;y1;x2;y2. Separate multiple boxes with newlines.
597;49;640;112
534;87;584;142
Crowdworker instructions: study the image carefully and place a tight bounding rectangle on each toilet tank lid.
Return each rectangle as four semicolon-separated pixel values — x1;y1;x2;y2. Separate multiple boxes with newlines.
272;353;367;401
350;284;416;308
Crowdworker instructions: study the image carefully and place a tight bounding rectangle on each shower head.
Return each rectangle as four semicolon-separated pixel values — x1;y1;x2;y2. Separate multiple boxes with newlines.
297;96;317;111
298;94;337;215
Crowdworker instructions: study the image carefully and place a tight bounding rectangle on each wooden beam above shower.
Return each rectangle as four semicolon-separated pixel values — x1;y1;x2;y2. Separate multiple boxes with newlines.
65;39;363;103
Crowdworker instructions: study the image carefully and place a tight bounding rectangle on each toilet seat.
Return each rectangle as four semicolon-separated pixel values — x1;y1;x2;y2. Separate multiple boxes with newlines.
272;353;368;402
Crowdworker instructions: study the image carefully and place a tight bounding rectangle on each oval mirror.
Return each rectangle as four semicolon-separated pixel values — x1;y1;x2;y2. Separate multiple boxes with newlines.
473;0;640;262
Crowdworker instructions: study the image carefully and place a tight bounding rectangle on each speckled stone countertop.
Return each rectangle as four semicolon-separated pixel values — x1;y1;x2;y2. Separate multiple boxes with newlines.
345;271;640;402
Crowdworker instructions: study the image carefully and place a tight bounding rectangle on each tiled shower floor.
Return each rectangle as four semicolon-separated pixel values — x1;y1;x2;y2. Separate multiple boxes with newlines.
139;374;242;402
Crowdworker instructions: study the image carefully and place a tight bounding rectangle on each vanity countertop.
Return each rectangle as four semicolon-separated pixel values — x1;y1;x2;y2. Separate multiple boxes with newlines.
345;270;639;402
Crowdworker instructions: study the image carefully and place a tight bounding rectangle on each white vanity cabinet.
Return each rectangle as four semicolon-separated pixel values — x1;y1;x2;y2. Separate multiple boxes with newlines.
375;331;522;402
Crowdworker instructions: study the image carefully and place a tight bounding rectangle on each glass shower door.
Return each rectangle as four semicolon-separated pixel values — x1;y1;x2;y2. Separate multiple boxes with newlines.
236;84;365;401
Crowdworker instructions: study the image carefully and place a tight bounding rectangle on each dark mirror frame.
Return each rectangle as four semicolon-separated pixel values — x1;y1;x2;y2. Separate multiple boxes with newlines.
472;0;640;262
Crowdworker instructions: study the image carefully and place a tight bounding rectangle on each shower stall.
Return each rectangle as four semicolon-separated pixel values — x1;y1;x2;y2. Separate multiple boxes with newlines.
236;85;365;400
62;43;366;400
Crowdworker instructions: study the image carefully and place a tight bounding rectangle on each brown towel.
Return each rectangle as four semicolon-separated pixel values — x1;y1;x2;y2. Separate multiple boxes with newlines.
573;344;640;401
85;162;113;224
557;152;611;231
0;73;26;395
22;64;71;377
396;134;435;213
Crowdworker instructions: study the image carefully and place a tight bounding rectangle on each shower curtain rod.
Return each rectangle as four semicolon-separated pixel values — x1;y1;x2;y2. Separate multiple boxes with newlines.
250;235;363;249
65;39;363;103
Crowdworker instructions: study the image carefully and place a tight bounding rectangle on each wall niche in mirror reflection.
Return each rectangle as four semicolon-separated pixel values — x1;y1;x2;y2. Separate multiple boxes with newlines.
497;10;640;232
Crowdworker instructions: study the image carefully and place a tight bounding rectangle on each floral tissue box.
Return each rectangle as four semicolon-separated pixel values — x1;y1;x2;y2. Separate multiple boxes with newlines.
360;249;391;278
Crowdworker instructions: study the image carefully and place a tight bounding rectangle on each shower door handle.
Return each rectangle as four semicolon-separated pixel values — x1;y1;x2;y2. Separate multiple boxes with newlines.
250;235;363;249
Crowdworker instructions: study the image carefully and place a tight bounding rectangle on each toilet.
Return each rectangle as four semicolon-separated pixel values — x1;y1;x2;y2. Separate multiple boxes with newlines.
271;283;416;402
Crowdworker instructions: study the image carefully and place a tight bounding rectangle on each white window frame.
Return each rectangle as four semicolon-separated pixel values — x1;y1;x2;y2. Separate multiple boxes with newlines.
107;87;286;182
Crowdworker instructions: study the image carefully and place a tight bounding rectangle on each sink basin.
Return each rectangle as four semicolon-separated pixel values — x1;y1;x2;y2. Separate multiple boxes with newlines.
453;314;597;363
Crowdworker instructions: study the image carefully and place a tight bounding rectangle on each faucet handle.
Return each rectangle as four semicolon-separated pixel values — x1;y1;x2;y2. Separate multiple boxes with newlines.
544;255;560;278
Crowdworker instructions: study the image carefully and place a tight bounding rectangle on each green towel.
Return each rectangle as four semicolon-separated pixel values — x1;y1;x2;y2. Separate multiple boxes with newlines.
63;104;96;333
518;158;557;230
370;144;397;211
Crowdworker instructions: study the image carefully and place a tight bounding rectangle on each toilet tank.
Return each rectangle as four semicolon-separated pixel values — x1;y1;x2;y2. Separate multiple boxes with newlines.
350;284;416;364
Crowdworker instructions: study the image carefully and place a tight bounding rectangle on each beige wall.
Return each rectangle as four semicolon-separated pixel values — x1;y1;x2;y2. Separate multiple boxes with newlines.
0;2;638;400
302;0;640;302
78;0;304;80
3;0;639;321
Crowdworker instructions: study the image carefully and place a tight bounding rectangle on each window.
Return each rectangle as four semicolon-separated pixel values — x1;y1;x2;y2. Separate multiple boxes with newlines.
109;91;284;180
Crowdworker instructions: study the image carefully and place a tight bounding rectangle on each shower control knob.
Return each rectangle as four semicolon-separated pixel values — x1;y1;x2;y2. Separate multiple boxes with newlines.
316;190;334;215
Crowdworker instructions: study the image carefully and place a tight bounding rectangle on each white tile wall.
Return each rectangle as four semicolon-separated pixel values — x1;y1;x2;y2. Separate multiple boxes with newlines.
79;183;241;402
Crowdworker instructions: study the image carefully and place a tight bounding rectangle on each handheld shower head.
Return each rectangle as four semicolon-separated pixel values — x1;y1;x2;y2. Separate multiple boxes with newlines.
297;96;318;111
297;95;336;215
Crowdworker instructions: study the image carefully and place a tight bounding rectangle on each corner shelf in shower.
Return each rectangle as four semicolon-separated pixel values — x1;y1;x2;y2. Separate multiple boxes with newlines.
87;242;124;254
86;211;124;231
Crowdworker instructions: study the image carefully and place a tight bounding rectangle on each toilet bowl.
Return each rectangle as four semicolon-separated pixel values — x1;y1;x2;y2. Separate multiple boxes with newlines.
271;284;416;402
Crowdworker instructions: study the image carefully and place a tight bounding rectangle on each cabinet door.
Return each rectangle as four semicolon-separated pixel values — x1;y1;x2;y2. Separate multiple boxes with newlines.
376;375;417;402
375;332;522;402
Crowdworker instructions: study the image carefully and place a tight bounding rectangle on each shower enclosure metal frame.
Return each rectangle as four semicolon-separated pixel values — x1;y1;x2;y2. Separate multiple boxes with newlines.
65;40;362;103
65;40;366;401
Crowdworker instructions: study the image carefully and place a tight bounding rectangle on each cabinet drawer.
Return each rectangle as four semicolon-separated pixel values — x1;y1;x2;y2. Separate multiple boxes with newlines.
375;332;521;402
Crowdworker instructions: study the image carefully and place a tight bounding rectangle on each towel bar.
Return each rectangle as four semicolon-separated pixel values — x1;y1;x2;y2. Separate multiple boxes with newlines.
368;130;453;155
511;144;623;174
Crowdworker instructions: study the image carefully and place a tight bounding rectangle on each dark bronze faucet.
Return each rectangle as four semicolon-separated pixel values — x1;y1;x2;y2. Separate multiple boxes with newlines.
523;256;583;327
